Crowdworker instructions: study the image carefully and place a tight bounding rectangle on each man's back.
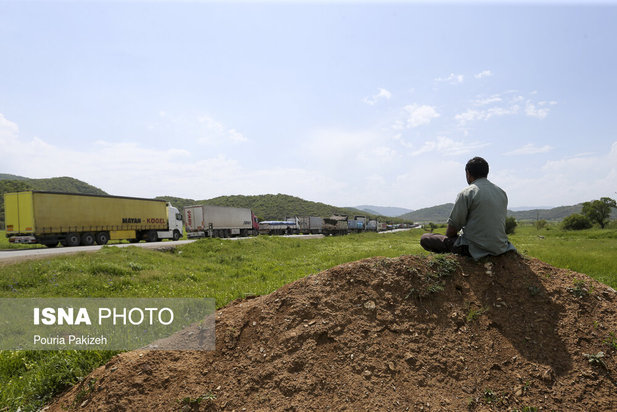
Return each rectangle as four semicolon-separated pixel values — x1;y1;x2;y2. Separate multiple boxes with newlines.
448;177;515;259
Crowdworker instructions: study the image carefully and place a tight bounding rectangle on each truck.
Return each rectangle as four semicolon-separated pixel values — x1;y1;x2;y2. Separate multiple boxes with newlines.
322;214;349;236
296;216;324;234
259;220;299;235
4;191;184;247
184;205;259;238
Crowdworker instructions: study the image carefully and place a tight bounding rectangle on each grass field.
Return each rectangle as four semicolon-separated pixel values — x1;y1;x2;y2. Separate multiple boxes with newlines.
1;226;616;410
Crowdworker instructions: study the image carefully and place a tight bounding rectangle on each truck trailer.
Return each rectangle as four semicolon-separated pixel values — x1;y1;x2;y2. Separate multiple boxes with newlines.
296;216;323;234
4;191;184;247
184;205;259;238
322;214;349;236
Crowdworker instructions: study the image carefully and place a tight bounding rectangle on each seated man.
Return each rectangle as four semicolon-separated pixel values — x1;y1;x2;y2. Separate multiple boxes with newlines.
420;157;516;260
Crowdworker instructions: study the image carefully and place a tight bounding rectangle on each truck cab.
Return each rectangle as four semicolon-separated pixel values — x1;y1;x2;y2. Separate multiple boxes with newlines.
158;203;184;241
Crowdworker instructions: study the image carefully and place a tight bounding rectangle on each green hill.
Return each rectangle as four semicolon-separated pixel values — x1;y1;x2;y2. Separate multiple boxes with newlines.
0;174;28;181
511;204;583;222
0;175;108;229
399;203;454;223
399;202;603;223
159;193;374;221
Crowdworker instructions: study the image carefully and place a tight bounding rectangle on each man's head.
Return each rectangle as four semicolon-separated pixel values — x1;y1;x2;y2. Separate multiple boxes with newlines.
465;157;489;184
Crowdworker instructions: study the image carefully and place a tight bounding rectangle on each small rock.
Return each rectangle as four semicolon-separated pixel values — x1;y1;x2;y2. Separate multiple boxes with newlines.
462;386;474;394
514;386;523;397
542;368;554;382
362;369;372;377
364;301;376;310
388;362;396;372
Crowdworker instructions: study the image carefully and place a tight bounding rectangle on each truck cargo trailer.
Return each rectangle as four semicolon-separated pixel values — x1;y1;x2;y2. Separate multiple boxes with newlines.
4;191;184;247
296;216;324;234
258;220;299;235
322;215;349;236
184;205;259;238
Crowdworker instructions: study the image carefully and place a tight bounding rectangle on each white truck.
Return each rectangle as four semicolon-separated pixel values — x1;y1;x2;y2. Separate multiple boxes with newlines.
184;205;259;238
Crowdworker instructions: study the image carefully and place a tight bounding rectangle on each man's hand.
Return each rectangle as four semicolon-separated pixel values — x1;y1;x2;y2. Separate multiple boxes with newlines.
445;224;459;238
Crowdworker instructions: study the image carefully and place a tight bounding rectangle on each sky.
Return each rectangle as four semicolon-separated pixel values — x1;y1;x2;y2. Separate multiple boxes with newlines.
1;0;616;210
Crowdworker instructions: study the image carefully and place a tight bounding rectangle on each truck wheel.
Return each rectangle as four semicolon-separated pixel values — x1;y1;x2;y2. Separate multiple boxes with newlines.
44;241;58;248
172;230;181;241
81;232;95;246
146;230;158;242
65;232;81;247
95;232;109;245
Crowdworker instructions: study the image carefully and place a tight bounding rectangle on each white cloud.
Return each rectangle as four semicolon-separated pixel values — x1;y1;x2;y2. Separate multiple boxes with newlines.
435;73;464;84
302;128;399;173
505;143;553;156
494;142;617;207
410;136;489;157
455;105;520;124
455;93;555;125
472;95;502;106
362;88;392;105
0;112;351;204
524;100;556;119
0;113;19;139
474;70;493;79
395;104;440;129
196;115;248;143
149;112;248;144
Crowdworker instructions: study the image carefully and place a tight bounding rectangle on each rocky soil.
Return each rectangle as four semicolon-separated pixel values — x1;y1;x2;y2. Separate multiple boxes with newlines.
48;252;617;411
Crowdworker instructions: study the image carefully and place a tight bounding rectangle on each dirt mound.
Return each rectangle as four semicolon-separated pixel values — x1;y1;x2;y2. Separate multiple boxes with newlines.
48;253;617;411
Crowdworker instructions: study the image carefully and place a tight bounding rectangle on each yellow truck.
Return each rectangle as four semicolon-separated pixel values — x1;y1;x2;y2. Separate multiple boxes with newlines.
4;191;184;247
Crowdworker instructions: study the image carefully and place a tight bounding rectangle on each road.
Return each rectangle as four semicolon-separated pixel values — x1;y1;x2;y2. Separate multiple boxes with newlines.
0;240;197;265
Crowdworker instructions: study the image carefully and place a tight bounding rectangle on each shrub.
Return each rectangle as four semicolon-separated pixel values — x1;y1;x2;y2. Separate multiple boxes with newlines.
505;216;517;234
562;214;592;230
535;219;548;230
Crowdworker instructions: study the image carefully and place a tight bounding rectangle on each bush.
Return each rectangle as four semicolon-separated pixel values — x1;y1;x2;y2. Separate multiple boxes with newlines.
535;219;548;230
505;216;517;235
562;213;593;230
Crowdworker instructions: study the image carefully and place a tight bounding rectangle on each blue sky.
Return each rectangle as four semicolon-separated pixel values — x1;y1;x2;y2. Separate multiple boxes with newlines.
1;0;616;210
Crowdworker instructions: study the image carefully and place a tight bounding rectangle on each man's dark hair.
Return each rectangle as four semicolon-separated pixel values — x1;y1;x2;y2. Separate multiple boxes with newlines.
465;157;489;178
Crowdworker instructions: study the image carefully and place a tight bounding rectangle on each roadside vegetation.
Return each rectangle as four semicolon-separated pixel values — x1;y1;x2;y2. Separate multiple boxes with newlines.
1;226;617;410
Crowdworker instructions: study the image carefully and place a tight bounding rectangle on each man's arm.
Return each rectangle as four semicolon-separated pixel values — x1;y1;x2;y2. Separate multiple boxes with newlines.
445;224;459;238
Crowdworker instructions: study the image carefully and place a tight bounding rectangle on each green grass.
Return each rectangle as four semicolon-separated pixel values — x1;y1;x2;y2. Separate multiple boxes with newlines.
508;224;617;288
0;231;426;410
1;226;617;410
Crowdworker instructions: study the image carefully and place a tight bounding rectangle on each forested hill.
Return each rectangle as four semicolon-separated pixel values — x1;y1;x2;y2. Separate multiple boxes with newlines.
158;193;370;221
399;203;454;223
0;175;107;196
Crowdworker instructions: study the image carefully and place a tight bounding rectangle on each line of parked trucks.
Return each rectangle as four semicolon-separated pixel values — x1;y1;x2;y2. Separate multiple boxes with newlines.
4;191;395;247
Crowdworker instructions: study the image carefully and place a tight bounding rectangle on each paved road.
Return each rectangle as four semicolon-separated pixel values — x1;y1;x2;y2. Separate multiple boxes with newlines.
0;240;196;264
